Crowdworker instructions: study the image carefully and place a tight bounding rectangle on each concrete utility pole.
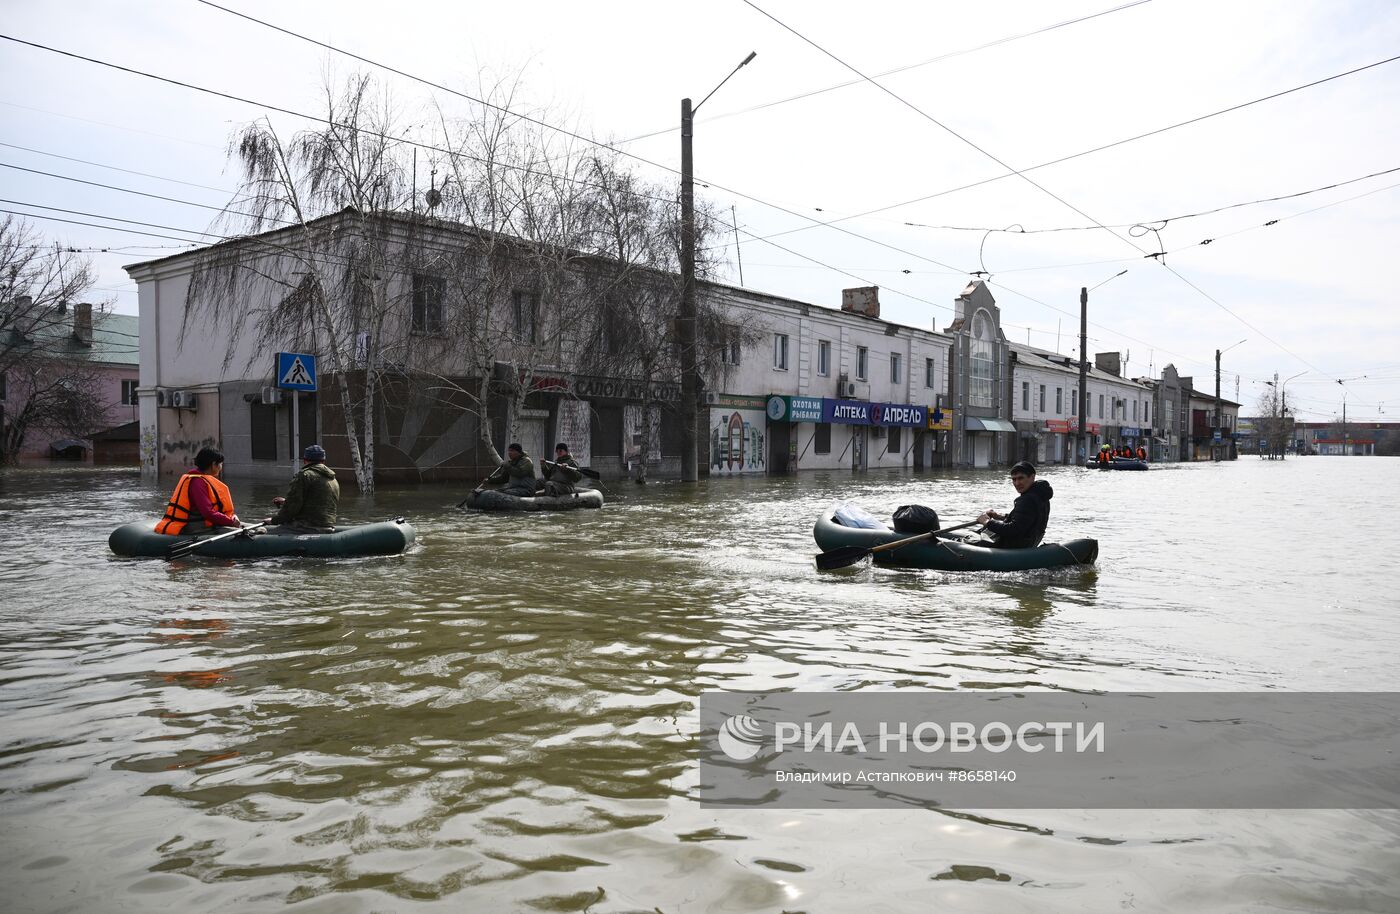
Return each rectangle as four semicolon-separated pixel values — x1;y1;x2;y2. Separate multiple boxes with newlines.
1214;349;1221;462
1214;339;1246;461
1078;287;1088;462
1077;271;1125;462
679;52;756;483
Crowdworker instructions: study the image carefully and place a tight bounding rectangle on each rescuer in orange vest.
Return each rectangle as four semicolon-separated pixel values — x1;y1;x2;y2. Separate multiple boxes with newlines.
1135;445;1147;460
156;446;242;535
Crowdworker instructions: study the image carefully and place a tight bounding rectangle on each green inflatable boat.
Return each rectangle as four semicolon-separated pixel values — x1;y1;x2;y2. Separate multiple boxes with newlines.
109;518;416;559
460;488;604;512
1086;458;1149;470
813;508;1097;572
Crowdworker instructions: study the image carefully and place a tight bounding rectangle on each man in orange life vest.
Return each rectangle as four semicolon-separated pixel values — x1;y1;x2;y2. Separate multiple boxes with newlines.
155;446;243;535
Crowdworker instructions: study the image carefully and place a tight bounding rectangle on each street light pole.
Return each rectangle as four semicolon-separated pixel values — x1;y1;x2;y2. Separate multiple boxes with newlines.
1077;270;1125;464
1077;287;1088;463
679;51;756;483
1214;338;1246;461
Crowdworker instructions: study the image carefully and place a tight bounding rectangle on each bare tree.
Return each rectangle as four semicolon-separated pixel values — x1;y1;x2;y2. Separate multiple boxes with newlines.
1255;383;1287;460
571;151;759;481
184;75;413;492
420;79;612;473
0;217;108;463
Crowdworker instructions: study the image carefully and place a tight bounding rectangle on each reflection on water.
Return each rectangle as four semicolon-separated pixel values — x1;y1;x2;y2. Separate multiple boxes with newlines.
2;460;1400;911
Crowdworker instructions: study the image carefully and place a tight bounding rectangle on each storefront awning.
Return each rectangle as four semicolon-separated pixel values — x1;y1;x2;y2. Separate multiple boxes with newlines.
964;417;1017;433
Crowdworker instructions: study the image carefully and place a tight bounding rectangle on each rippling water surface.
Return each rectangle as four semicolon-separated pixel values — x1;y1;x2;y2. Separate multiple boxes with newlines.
3;459;1399;912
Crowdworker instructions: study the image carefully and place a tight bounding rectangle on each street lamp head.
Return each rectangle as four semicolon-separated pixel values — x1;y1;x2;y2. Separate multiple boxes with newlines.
742;51;757;67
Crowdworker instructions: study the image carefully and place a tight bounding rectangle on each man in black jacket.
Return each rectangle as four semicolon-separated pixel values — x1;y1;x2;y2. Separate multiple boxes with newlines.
977;461;1053;549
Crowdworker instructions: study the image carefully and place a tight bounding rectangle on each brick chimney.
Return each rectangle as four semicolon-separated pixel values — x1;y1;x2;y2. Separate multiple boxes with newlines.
1094;351;1121;377
841;286;880;319
73;302;93;346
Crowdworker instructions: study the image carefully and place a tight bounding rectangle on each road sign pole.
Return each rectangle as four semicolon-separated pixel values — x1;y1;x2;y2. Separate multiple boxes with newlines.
292;390;300;463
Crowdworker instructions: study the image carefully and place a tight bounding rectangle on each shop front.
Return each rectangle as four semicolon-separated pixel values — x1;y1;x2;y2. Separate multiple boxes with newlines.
763;395;934;473
710;394;769;475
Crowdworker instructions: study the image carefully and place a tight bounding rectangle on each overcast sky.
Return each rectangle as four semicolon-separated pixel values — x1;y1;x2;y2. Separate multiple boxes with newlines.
3;0;1398;421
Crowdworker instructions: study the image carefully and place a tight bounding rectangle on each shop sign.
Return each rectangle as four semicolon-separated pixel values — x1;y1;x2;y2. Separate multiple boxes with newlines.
928;408;953;431
1044;419;1071;433
824;399;872;425
1121;425;1142;437
870;402;928;427
714;394;768;410
765;395;824;422
575;375;680;402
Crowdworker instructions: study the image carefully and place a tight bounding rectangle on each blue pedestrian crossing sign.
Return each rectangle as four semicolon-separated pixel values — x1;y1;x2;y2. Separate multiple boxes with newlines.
276;352;318;391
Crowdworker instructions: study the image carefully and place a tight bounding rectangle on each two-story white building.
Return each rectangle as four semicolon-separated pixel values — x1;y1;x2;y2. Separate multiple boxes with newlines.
706;285;952;474
1009;345;1157;463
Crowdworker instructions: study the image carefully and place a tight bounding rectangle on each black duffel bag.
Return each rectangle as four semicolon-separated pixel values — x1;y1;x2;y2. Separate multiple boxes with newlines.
892;504;940;534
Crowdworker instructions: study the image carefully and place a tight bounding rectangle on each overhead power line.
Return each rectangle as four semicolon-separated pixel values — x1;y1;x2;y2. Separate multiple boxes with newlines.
0;31;975;280
743;53;1400;247
740;0;1336;378
0;141;235;194
614;0;1156;144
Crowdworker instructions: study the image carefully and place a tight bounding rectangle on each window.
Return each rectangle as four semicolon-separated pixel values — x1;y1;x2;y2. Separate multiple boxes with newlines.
1133;400;1139;421
513;290;537;343
773;333;790;370
887;426;902;453
925;357;936;388
660;411;683;456
121;379;139;405
1098;394;1104;418
970;310;994;407
1145;400;1151;426
717;325;742;365
412;274;444;333
1038;385;1046;413
890;353;902;385
1021;381;1029;411
814;423;831;454
250;402;278;460
1071;389;1078;417
817;340;831;376
856;346;869;381
1055;387;1062;415
592;405;623;456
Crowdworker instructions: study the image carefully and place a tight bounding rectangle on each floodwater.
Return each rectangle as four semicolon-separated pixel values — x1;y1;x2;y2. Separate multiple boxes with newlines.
2;458;1399;913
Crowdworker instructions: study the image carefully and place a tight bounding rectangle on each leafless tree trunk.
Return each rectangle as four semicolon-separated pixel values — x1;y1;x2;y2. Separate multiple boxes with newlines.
184;75;412;492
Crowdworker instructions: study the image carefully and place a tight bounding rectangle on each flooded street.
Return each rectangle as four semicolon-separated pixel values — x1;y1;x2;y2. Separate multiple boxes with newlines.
3;459;1399;912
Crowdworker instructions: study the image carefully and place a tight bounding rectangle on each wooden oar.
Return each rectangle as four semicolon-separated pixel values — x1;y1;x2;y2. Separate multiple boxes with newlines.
815;520;982;571
541;459;602;480
166;522;266;560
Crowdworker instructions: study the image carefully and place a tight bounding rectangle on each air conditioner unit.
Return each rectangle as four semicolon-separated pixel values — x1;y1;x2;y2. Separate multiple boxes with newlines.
171;390;198;410
841;381;857;398
703;391;720;406
261;386;284;405
155;388;172;407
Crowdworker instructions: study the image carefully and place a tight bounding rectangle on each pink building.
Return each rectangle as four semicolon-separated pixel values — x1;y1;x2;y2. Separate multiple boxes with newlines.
1;302;140;462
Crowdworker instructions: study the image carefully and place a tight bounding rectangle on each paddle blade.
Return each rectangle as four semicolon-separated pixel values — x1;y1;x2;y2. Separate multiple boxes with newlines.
815;545;873;571
578;466;602;479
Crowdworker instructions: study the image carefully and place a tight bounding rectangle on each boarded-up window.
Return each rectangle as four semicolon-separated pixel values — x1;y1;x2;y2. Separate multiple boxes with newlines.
251;403;277;460
591;404;623;456
814;423;831;454
660;408;683;456
887;426;902;453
